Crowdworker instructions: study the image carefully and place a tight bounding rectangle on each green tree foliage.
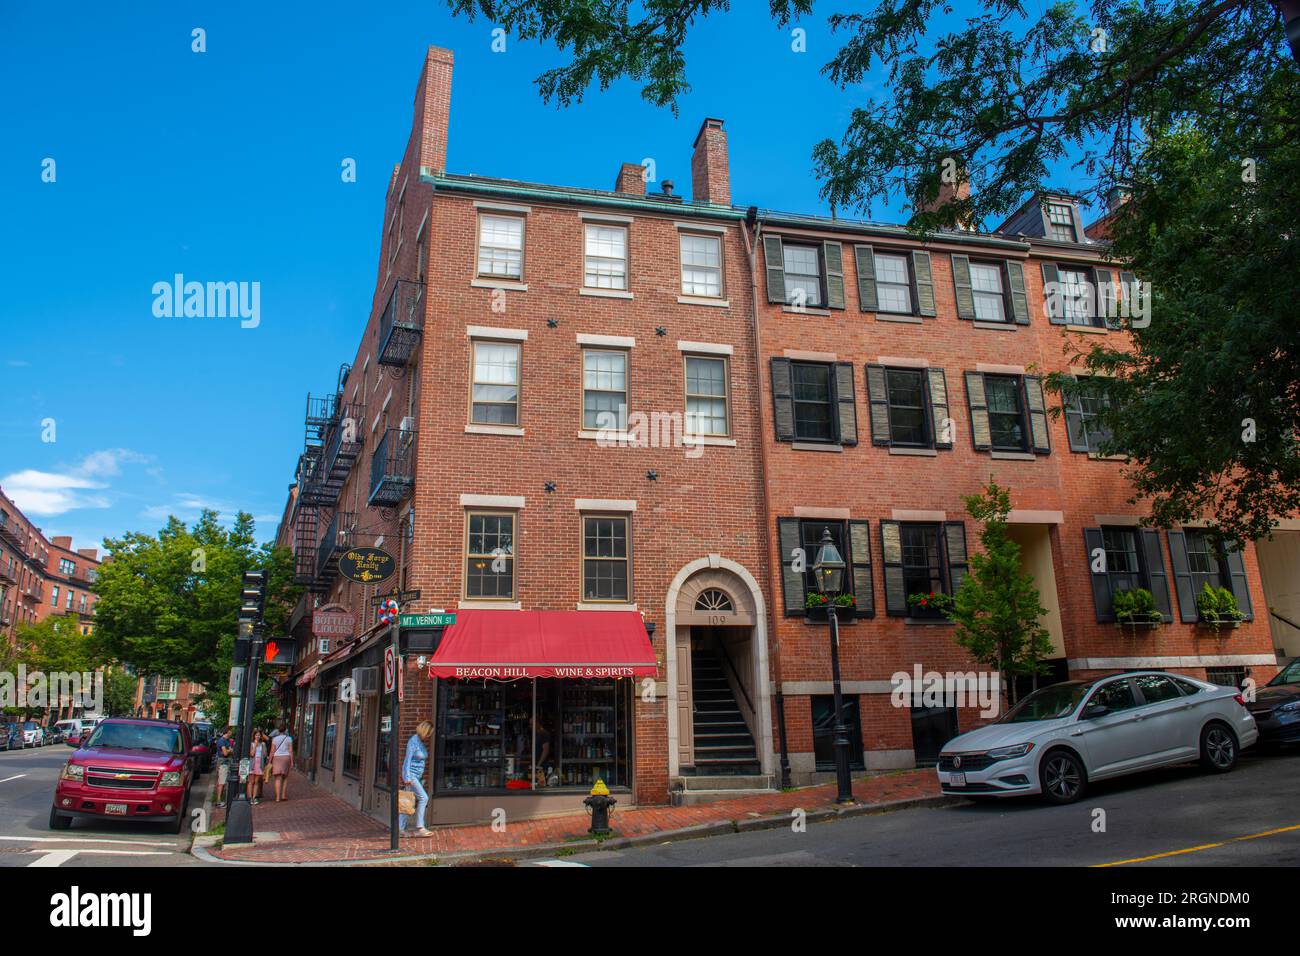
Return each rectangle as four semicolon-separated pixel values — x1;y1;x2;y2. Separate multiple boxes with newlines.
93;510;300;690
101;669;138;717
13;615;108;675
945;479;1054;705
449;0;1300;538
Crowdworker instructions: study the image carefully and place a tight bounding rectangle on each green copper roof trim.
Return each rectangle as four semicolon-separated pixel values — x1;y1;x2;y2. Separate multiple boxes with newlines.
421;169;747;220
754;210;1032;252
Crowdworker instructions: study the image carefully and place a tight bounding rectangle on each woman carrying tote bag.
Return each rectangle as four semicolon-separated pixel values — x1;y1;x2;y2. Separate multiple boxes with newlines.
398;721;433;837
269;720;294;802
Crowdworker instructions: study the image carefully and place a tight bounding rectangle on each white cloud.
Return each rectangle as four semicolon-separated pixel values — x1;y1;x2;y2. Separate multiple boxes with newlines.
1;449;150;517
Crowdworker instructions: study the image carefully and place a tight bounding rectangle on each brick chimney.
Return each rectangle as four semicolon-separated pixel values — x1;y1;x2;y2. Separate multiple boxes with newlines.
52;535;72;549
918;165;973;228
77;548;98;562
614;162;647;196
413;46;454;174
691;117;730;206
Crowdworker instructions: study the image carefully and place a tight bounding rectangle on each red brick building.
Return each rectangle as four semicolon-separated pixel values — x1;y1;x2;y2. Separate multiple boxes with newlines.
277;45;1297;822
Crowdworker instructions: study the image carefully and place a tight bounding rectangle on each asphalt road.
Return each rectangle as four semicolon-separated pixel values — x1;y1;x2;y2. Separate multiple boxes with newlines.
534;749;1300;867
0;744;210;867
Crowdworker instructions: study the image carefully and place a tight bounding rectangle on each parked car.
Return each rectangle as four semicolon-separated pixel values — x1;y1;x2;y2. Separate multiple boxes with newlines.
59;718;103;748
50;718;196;833
187;722;214;774
937;671;1259;805
45;726;65;745
0;723;18;751
17;721;45;748
1246;658;1300;747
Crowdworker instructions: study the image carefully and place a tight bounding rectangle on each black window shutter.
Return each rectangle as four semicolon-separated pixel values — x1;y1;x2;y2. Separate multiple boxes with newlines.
1118;270;1137;327
848;520;874;619
880;520;906;616
1063;376;1088;453
950;254;975;319
1139;529;1173;622
1094;267;1115;326
853;244;877;312
1222;540;1254;620
1084;528;1115;622
943;521;968;595
823;241;846;310
1004;260;1030;325
778;518;806;616
763;235;786;304
964;371;992;450
926;367;951;449
865;364;892;446
770;358;796;441
1022;375;1052;455
911;251;936;316
1040;262;1066;324
834;362;858;445
1166;530;1199;623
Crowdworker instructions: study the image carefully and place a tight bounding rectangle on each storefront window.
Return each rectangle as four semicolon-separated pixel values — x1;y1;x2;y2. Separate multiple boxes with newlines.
435;678;632;793
375;691;394;790
320;700;338;771
342;700;363;778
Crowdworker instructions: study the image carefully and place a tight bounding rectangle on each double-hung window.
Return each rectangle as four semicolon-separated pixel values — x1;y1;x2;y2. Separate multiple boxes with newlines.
873;253;912;314
1062;377;1113;454
50;585;58;607
465;511;515;600
680;233;722;297
771;358;858;446
1167;529;1253;622
584;224;628;290
59;558;75;576
782;244;823;307
470;340;521;425
684;355;729;436
866;365;951;450
984;375;1028;451
1059;267;1094;324
1084;526;1172;623
965;372;1050;455
879;520;968;617
583;349;628;431
1044;202;1078;242
776;518;873;618
969;262;1006;322
582;516;629;602
884;368;927;446
477;215;524;279
792;362;835;442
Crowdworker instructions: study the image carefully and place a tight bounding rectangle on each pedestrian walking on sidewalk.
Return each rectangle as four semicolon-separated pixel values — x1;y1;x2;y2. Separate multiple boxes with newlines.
398;721;433;837
215;728;236;804
247;729;267;804
269;720;294;802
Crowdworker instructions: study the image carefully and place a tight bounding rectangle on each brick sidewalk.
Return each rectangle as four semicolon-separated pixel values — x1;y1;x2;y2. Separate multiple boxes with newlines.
209;769;941;864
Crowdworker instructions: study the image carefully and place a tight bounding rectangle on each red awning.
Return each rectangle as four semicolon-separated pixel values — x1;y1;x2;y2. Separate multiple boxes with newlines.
426;609;657;680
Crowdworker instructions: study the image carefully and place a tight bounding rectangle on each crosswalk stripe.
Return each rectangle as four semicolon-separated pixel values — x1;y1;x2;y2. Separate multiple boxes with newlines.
530;859;589;867
28;850;78;867
0;835;176;847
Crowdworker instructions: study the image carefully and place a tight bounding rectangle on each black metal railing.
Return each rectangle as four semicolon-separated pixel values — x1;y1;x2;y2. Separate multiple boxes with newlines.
316;511;357;580
369;427;416;506
322;401;365;481
377;279;424;367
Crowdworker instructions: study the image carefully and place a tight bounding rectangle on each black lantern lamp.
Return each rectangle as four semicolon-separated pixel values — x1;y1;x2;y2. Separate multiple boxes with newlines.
812;528;855;804
812;529;846;595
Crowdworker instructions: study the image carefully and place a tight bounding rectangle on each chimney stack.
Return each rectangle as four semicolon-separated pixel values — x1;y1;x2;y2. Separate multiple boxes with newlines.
614;162;647;196
52;535;72;549
691;118;730;206
413;46;454;175
918;164;973;229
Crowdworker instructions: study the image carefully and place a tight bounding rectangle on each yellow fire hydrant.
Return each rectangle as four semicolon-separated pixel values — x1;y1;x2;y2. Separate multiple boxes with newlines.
583;778;616;836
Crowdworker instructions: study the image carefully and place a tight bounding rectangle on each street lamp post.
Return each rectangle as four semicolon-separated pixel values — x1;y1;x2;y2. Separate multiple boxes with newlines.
225;569;267;845
812;528;855;805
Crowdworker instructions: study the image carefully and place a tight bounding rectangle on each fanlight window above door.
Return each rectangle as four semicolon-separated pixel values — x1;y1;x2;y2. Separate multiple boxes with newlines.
694;588;734;612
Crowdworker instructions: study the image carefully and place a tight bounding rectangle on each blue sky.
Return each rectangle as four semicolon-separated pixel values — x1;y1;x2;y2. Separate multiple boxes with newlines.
0;0;1090;553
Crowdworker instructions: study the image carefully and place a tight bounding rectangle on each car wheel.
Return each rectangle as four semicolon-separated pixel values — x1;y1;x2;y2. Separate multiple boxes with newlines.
49;807;72;830
1039;749;1087;805
172;794;190;835
1200;722;1238;773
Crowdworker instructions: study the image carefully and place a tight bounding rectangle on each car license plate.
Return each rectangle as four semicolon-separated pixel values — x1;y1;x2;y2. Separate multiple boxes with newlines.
105;803;128;815
948;772;966;787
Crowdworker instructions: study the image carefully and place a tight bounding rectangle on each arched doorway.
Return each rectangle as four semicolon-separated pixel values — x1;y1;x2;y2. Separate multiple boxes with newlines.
665;557;773;779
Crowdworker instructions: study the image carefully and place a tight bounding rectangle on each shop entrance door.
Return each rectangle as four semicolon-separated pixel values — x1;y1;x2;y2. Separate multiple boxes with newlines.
910;705;959;766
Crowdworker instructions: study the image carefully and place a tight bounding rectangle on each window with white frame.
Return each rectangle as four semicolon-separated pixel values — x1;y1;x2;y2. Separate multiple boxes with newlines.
470;340;521;425
874;253;912;314
477;214;524;279
1045;202;1077;242
782;244;822;306
1059;267;1093;324
584;224;628;289
680;233;722;297
684;355;729;436
583;349;628;430
969;262;1006;322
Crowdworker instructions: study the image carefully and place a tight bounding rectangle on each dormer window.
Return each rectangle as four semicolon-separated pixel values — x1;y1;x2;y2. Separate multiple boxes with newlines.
1044;202;1078;242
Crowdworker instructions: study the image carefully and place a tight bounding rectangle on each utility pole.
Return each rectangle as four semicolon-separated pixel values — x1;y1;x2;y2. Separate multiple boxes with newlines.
226;569;267;845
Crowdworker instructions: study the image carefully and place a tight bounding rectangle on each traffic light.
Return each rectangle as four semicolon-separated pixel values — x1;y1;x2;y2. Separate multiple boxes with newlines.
237;569;267;640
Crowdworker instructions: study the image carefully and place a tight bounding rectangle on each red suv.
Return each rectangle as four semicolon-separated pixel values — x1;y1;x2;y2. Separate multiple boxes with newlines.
51;718;197;833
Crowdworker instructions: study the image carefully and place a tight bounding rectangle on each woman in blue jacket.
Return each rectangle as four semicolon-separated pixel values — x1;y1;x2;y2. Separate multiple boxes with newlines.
399;720;434;837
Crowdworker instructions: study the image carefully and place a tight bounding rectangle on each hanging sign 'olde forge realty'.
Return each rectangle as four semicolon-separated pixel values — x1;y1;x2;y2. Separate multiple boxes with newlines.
337;547;395;585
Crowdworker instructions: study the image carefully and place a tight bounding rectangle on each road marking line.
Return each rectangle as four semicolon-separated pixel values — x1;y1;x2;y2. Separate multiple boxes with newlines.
530;859;589;867
0;835;176;847
1093;823;1300;867
0;774;27;784
28;850;78;867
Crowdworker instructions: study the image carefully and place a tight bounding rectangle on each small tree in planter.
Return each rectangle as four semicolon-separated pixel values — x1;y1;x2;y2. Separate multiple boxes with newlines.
943;478;1054;710
1195;584;1244;632
1112;588;1162;633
